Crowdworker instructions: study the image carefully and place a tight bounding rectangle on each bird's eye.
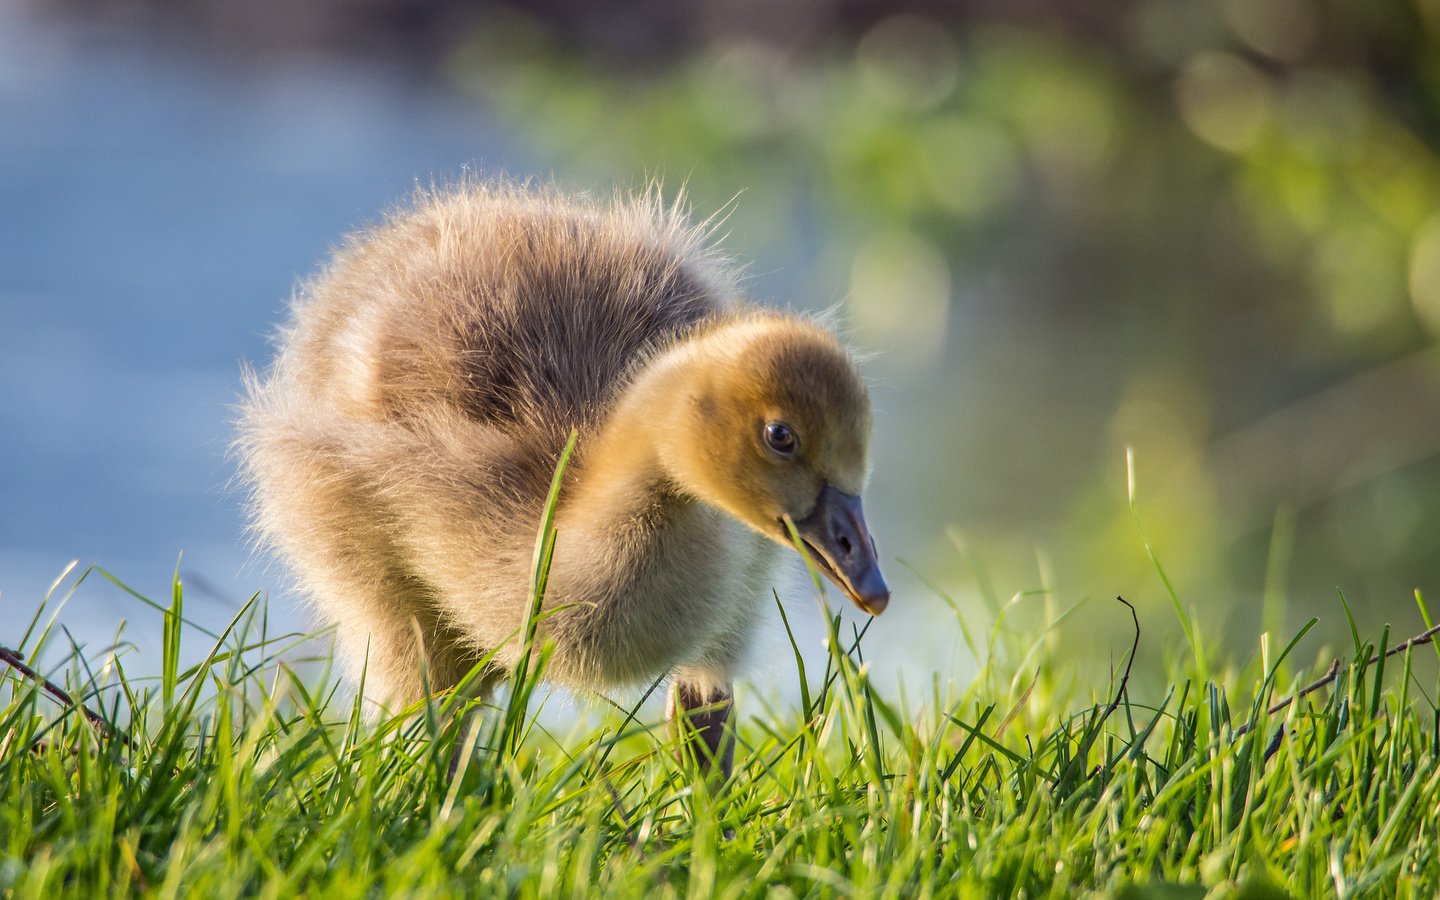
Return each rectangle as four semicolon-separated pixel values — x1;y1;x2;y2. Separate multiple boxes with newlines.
764;422;798;456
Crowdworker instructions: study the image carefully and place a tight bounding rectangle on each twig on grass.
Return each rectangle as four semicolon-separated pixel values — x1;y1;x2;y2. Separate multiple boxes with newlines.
1104;596;1141;719
1263;724;1285;763
0;644;132;748
1078;597;1141;782
1235;622;1440;738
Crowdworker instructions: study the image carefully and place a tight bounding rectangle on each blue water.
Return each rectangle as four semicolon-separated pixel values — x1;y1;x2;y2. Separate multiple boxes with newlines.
0;12;961;702
0;12;529;664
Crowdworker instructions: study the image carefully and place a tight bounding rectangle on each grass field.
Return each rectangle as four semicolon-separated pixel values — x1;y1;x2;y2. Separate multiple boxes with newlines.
3;561;1437;899
5;463;1440;900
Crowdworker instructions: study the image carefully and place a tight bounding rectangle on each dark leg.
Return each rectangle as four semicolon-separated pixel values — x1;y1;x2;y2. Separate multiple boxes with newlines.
667;677;735;781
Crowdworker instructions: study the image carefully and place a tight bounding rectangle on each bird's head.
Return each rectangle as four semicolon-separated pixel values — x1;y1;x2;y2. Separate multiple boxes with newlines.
665;316;890;615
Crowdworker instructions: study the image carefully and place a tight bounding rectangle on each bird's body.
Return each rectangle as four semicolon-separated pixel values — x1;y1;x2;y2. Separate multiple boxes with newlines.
239;183;887;771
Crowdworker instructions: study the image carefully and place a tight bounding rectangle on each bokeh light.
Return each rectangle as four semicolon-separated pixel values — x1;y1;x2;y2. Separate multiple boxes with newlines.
9;0;1440;688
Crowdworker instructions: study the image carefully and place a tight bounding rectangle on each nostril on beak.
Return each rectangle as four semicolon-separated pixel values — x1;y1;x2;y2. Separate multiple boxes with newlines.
837;534;853;557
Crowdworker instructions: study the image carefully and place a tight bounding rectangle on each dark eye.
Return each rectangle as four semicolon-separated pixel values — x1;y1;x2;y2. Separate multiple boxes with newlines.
764;422;798;456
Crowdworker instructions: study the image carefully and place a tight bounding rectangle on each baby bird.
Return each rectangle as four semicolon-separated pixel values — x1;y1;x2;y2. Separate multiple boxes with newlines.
237;182;889;776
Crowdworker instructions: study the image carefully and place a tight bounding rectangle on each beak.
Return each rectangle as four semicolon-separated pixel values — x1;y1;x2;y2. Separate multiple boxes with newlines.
790;484;890;615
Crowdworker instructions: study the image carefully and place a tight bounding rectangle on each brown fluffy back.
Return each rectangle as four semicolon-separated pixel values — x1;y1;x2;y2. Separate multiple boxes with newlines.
278;182;738;446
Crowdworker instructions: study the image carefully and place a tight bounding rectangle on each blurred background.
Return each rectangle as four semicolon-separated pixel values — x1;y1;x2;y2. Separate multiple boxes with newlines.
5;0;1440;698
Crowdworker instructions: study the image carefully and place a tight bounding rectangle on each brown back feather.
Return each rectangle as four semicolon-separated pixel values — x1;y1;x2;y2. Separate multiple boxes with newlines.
297;183;733;449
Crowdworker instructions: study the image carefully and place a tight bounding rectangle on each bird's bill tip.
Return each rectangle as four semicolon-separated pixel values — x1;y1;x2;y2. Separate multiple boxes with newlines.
843;567;890;615
791;485;891;617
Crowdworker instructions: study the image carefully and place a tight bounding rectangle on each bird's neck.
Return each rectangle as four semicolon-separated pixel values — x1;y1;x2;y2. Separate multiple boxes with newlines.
556;348;697;540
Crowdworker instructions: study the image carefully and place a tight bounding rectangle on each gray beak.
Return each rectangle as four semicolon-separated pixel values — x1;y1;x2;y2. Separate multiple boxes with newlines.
792;484;890;615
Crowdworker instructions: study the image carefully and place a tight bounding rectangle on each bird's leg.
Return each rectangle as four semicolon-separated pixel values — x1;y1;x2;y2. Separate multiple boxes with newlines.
667;676;735;782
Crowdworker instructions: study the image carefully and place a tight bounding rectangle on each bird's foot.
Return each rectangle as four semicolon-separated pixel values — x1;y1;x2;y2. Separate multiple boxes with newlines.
667;678;735;784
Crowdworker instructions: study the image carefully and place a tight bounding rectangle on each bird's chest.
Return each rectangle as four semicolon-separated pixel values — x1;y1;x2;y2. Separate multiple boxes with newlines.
547;503;773;687
637;507;766;636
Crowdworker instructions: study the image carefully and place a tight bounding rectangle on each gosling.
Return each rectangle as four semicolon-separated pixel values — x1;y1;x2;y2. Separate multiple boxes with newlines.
237;182;889;777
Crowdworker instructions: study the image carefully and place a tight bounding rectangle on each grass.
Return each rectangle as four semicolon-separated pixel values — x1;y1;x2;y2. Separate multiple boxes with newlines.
3;579;1437;896
3;509;1440;896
